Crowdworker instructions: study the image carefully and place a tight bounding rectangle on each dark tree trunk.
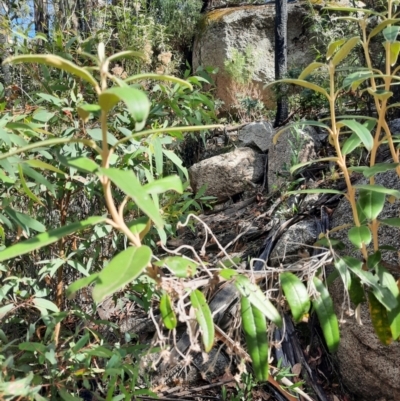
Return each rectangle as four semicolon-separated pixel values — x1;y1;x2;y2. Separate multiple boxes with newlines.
34;0;49;35
274;0;288;128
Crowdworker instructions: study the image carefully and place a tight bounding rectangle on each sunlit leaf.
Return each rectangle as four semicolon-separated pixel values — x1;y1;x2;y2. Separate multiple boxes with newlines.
342;133;362;155
32;298;59;313
190;290;214;352
326;38;346;60
337;120;373;151
368;19;399;40
142;175;183;195
331;37;359;66
348;226;371;248
241;296;269;381
355;184;400;198
298;62;325;79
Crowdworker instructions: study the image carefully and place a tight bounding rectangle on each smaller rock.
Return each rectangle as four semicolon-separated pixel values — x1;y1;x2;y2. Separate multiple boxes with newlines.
189;147;266;201
268;126;320;191
270;220;318;266
238;121;274;152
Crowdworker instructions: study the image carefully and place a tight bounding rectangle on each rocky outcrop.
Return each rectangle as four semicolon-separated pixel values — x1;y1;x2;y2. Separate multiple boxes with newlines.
330;169;400;401
193;3;314;111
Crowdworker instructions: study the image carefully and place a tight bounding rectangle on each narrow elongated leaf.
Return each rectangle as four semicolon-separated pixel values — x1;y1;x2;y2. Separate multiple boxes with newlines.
3;54;99;89
337;120;373;151
280;272;310;322
355;184;400;198
0;216;106;262
21;164;55;195
334;258;352;290
331;37;360;66
4;207;46;234
312;277;340;352
273;120;332;145
298;62;325;79
290;157;338;174
190;290;214;352
0;303;14;319
99;87;150;131
357;189;385;220
92;246;152;303
235;275;282;327
368;292;392;344
127;216;151;240
241;296;269;381
287;189;343;195
348;274;365;306
379;218;400;227
160;293;177;330
349;163;399;178
33;298;59;313
268;79;328;97
58;155;99;173
367;88;393;101
348;226;371;248
25;159;66;176
124;73;193;90
99;168;163;228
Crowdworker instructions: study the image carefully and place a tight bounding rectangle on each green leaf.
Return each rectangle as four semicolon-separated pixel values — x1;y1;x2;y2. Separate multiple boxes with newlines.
341;256;398;310
355;184;400;198
32;298;59;313
342;70;373;90
241;296;269;381
368;19;399;40
298;62;325;79
0;303;14;319
274;120;331;145
383;26;400;43
349;163;399;178
162;149;189;180
142;176;183;195
160;293;177;330
99;168;163;228
357;189;385;220
235;275;282;328
348;274;365;306
190;289;214;352
21;164;55;195
219;268;238;280
342;133;361;155
154;256;197;278
389;41;400;66
287;189;343;196
289;157;338;174
92;246;152;303
3;54;99;89
331;37;360;66
18;164;44;206
337;120;373;151
127;216;151;240
0;216;106;262
4;207;46;234
99;87;150;131
58;388;81;401
280;272;310;322
379;218;400;227
334;258;352;290
348;226;371;248
124;73;193;90
368;291;392;345
58;155;99;173
25;159;66;176
66;274;100;299
367;87;393;101
326;38;346;60
268;79;328;98
312;277;340;352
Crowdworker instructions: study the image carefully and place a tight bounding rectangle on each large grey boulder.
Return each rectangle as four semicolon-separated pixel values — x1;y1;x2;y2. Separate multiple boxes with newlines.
330;169;400;401
193;3;314;111
189;147;266;201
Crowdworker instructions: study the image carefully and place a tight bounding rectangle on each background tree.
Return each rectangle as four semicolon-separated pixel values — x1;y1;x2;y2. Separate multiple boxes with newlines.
274;0;288;127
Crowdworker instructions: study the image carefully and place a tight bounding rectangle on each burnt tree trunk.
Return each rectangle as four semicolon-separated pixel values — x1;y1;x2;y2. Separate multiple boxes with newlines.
274;0;288;128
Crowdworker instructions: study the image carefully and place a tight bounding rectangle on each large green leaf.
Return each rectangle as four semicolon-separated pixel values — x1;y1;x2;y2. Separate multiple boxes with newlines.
4;207;46;234
154;256;197;278
326;38;346;60
383;26;400;43
234;275;282;328
99;168;163;228
342;71;373;90
298;62;325;79
355;184;400;198
342;133;362;155
348;226;371;249
268;79;328;98
92;245;152;303
0;216;106;262
3;54;99;89
379;218;400;227
160;293;177;330
280;272;310;322
312;277;340;353
289;157;338;174
241;296;269;382
349;163;399;178
142;176;183;195
368;19;399;40
337;120;373;151
190;289;214;352
357;189;385;220
99;87;150;131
